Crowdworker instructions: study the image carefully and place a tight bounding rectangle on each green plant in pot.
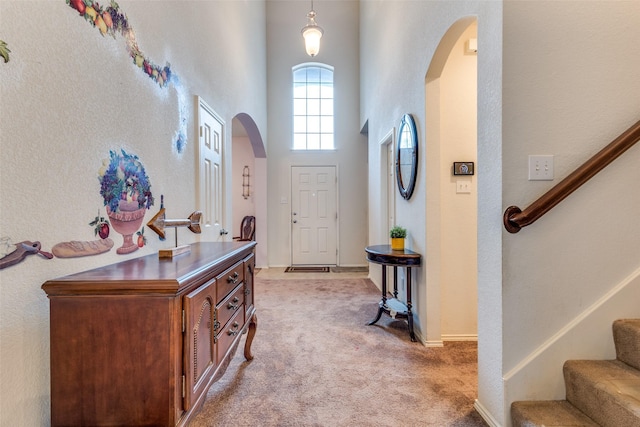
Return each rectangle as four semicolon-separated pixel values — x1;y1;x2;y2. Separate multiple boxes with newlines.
390;225;407;250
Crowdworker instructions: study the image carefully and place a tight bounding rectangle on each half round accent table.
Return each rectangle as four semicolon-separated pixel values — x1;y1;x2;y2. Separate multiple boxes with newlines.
365;244;422;342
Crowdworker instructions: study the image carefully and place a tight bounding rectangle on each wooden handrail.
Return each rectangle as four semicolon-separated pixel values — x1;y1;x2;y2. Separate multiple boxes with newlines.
504;119;640;233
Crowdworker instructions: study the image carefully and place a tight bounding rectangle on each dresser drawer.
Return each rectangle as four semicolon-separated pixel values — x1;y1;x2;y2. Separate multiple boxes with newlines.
216;261;244;304
216;284;244;331
216;307;244;364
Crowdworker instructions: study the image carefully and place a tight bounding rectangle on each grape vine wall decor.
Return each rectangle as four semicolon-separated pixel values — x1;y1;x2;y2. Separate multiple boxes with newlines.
66;0;187;153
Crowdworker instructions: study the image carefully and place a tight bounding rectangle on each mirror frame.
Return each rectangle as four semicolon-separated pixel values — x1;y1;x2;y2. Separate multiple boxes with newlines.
395;114;418;200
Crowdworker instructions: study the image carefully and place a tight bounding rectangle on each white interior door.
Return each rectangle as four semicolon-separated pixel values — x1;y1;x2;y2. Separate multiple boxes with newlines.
291;166;337;265
197;97;224;241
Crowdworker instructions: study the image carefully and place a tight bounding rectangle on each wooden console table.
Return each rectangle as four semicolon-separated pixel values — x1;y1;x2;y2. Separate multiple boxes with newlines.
365;244;421;342
42;241;257;426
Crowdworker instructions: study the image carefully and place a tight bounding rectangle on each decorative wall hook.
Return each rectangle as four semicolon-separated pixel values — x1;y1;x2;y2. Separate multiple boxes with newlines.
242;166;251;199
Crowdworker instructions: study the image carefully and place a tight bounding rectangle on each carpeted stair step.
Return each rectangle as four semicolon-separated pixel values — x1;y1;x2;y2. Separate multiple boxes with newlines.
511;319;640;427
511;400;598;426
614;319;640;370
564;359;640;427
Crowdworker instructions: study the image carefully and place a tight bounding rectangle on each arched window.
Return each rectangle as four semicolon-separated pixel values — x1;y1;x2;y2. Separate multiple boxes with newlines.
292;63;334;150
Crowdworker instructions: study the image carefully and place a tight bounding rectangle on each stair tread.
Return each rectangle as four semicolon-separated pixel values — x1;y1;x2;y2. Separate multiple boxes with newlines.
511;320;640;427
565;358;640;376
511;400;599;426
564;359;640;427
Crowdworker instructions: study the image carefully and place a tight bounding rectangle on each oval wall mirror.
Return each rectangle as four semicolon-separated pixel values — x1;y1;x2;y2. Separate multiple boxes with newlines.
396;114;418;200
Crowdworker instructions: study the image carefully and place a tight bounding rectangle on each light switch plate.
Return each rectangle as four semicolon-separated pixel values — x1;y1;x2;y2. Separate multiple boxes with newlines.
528;155;554;181
456;179;471;194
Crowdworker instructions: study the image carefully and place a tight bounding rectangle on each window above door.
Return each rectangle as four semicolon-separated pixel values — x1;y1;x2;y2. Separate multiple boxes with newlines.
292;63;334;150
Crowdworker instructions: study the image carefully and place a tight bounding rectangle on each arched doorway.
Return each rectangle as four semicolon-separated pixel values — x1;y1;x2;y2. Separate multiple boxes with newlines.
425;18;478;343
232;113;267;268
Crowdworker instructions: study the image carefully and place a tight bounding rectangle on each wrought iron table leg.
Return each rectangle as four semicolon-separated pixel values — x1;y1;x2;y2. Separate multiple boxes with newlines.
406;267;416;341
367;264;387;326
367;303;384;325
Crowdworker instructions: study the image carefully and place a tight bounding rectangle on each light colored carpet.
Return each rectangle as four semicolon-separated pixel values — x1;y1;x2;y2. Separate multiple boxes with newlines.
188;277;486;427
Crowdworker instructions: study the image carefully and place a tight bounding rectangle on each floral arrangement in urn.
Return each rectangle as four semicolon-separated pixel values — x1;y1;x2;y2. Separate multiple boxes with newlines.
98;149;153;254
99;149;154;213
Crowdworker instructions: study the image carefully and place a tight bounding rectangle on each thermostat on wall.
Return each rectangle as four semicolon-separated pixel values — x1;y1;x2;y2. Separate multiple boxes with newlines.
453;162;474;176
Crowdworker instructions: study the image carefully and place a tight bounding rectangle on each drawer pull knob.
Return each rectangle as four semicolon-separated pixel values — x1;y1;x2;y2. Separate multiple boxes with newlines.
227;322;240;336
227;302;239;311
227;272;239;284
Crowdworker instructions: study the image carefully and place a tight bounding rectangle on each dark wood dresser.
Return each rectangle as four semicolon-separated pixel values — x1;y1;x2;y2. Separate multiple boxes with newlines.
42;241;257;426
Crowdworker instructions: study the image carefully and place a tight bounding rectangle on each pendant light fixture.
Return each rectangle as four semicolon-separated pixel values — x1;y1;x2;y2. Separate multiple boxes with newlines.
301;0;323;57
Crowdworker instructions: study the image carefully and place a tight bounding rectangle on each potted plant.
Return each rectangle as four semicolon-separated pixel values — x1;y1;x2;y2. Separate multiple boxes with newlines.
98;149;154;254
389;225;407;250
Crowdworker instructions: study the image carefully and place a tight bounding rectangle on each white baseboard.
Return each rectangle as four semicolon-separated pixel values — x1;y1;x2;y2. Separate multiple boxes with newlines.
474;399;500;427
442;334;478;342
410;329;443;347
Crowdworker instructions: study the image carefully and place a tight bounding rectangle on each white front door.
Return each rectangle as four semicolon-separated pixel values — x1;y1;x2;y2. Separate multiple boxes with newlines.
197;97;225;241
291;166;337;265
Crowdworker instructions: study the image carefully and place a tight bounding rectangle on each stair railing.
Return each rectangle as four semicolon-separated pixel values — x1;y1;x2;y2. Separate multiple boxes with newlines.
504;119;640;233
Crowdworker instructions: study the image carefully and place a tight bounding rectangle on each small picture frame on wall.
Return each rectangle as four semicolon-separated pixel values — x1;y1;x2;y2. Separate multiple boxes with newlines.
453;162;474;176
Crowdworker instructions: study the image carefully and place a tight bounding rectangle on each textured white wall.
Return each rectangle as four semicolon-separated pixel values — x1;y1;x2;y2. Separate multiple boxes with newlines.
501;1;640;423
266;0;366;267
360;1;504;423
0;1;266;425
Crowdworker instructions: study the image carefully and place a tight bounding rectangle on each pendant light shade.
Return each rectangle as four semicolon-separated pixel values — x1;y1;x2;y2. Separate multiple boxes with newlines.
301;3;323;57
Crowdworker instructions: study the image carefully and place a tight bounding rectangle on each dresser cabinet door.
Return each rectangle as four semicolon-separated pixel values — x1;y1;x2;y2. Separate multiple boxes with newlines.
183;278;216;410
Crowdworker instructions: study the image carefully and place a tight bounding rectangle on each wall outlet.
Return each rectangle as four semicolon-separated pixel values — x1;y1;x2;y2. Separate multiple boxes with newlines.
528;155;554;181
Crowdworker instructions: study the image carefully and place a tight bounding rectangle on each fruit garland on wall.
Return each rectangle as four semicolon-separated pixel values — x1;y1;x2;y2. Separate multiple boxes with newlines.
68;0;171;87
66;0;187;153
